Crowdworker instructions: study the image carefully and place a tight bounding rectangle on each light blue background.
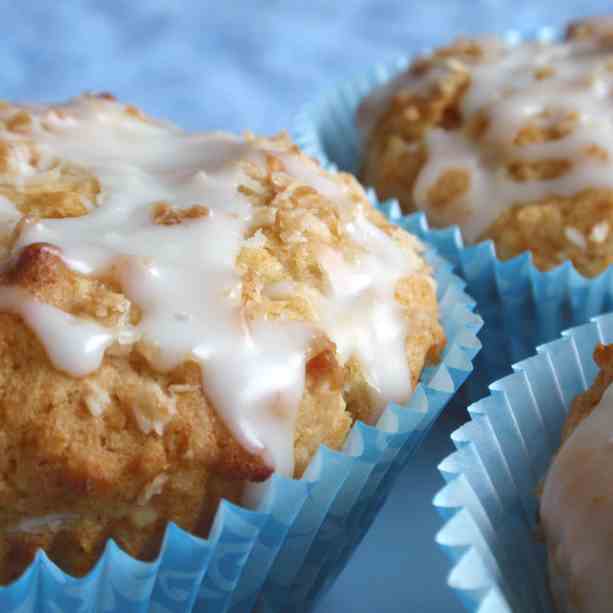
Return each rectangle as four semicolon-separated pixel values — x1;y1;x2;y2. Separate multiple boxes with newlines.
2;1;609;611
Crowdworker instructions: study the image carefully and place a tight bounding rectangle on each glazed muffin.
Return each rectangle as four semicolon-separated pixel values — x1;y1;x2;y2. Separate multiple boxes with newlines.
358;17;613;277
541;343;613;613
0;95;444;582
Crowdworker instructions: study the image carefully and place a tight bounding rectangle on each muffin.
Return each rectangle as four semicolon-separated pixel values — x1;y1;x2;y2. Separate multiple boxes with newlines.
541;343;613;613
0;94;444;583
358;16;613;277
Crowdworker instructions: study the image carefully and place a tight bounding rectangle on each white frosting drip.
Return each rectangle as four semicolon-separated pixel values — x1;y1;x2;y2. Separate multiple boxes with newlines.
360;36;613;242
0;96;422;477
0;286;116;377
317;215;414;409
0;195;18;217
541;383;613;613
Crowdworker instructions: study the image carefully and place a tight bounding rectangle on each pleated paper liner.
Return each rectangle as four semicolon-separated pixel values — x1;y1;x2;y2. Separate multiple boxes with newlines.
292;25;613;403
433;311;613;612
1;213;481;613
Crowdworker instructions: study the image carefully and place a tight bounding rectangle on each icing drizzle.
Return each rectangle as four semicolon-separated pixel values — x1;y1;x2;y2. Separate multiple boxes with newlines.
542;383;613;613
0;96;424;476
360;34;613;241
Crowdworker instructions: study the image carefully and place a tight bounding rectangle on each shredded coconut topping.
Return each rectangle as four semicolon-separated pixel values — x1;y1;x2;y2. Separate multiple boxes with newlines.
590;221;610;243
564;226;587;249
0;96;425;476
360;33;613;242
8;514;79;534
83;380;111;417
137;474;168;506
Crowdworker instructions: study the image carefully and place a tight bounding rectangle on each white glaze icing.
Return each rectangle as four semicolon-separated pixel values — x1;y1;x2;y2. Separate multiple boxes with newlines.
0;195;18;216
316;214;414;410
359;35;613;241
541;383;613;613
0;286;117;377
0;96;423;476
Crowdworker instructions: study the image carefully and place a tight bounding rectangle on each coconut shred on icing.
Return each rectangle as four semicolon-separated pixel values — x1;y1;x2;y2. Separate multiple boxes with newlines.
359;35;613;242
0;96;423;477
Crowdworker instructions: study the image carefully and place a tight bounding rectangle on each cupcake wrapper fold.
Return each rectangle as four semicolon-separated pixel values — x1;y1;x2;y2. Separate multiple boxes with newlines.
433;311;613;613
293;26;613;403
2;214;481;613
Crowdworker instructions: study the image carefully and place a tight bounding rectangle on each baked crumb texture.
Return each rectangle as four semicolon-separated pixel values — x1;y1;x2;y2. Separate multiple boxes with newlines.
0;96;443;582
359;16;613;277
560;343;613;443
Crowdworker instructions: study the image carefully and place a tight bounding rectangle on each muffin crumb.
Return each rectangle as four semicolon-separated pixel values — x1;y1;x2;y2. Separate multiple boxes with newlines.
358;17;613;275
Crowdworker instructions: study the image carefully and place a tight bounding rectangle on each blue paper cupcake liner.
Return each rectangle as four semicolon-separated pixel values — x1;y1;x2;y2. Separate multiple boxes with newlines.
292;26;613;403
433;311;613;612
2;213;482;613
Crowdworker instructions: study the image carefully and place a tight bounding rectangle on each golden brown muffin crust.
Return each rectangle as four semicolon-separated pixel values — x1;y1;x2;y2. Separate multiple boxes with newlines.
0;97;444;582
560;344;613;443
360;18;613;277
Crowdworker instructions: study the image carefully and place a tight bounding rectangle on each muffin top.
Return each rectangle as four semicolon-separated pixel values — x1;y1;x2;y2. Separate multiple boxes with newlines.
0;94;441;483
540;344;613;613
359;18;613;274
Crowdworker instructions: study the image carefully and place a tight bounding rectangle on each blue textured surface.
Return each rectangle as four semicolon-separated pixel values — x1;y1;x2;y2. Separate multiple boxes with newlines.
2;1;609;611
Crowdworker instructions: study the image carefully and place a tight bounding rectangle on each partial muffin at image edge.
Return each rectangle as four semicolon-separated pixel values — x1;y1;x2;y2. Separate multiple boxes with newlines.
358;16;613;277
0;94;444;582
541;343;613;613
